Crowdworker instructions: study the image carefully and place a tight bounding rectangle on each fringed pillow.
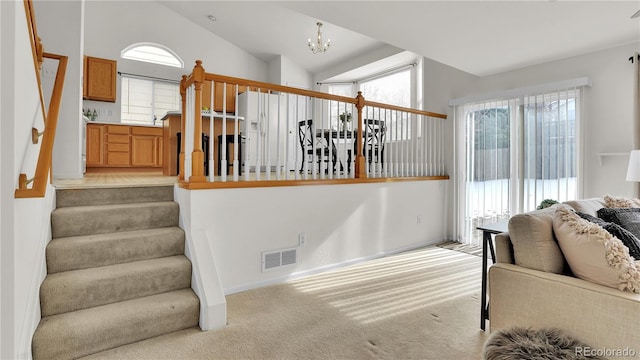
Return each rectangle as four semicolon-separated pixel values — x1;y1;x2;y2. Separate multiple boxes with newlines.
553;207;640;293
604;194;640;208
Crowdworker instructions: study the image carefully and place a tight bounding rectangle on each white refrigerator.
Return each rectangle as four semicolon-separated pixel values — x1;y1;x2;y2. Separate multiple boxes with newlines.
238;91;294;172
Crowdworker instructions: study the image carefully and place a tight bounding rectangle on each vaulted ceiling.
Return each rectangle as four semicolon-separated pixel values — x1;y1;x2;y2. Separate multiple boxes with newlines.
161;1;640;78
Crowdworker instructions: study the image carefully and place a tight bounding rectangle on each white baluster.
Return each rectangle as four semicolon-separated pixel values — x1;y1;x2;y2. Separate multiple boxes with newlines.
221;83;227;182
233;84;239;182
208;81;215;182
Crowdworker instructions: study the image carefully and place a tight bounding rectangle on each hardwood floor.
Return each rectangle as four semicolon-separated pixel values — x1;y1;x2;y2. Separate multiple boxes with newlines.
53;171;177;189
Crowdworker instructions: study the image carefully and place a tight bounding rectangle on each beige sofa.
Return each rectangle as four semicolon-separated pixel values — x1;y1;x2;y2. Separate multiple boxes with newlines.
488;198;640;358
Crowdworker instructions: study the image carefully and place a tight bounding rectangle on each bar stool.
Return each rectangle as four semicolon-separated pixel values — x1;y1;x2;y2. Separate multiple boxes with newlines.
217;134;244;175
176;132;209;176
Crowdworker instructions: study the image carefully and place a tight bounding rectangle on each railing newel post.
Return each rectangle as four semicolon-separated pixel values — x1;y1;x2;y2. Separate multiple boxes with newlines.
179;75;187;181
190;60;206;182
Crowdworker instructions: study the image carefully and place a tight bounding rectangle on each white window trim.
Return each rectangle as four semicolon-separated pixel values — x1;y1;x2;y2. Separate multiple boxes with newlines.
121;42;184;68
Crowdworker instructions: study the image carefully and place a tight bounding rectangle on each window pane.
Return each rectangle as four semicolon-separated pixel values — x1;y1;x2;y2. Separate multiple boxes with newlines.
328;85;354;129
361;69;410;140
459;89;579;246
360;70;410;107
465;102;512;246
121;44;183;68
523;90;577;211
121;76;179;126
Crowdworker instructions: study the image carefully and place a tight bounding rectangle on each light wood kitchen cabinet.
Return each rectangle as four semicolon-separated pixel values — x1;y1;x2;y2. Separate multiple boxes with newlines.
131;127;163;167
86;124;104;166
86;123;163;169
105;125;130;166
202;81;246;113
83;56;117;102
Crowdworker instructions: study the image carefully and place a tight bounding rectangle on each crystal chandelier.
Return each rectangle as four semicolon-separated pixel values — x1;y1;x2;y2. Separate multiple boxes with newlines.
308;22;331;54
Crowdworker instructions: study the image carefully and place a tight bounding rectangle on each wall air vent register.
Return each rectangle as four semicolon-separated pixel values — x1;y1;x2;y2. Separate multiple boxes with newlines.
262;248;298;272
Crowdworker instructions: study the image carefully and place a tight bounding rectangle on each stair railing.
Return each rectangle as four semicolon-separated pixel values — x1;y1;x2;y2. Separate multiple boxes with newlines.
15;0;68;198
179;60;448;188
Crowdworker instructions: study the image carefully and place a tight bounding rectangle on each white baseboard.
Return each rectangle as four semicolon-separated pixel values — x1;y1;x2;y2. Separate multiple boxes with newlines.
223;239;440;295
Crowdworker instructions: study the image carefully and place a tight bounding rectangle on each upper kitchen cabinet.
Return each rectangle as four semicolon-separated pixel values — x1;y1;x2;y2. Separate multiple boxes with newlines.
202;81;246;113
83;56;117;102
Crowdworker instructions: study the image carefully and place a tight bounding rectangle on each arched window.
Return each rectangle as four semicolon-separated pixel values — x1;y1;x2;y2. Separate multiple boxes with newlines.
121;43;183;68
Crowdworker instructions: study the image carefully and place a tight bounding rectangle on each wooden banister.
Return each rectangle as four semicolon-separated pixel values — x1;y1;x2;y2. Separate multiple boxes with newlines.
179;75;187;181
178;60;449;186
15;53;68;198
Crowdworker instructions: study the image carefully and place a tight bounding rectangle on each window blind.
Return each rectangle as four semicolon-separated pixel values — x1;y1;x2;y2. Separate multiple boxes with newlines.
121;76;179;126
455;84;584;246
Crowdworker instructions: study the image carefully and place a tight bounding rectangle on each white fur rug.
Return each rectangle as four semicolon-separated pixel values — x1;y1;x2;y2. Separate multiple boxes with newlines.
483;327;604;360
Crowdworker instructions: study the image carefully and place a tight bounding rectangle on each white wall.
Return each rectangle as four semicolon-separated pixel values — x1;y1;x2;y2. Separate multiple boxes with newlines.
476;42;640;199
34;0;84;180
82;1;269;124
0;2;3;356
179;180;448;294
279;55;313;89
422;57;479;240
0;2;15;357
1;2;56;358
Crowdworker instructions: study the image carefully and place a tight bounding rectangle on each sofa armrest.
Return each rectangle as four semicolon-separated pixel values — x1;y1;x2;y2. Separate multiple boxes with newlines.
489;263;640;359
494;233;514;264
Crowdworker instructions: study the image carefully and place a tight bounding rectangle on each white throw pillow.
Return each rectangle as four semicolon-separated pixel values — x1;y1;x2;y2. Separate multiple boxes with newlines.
553;206;640;293
604;194;640;209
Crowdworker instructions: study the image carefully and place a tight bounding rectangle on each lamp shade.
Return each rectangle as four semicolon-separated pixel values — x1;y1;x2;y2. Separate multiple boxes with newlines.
626;150;640;181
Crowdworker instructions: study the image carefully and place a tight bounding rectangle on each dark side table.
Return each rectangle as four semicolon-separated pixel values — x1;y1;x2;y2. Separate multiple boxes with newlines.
476;220;508;331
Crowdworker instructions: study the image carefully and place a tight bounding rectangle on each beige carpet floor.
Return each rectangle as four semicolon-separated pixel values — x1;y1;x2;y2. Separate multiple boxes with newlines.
82;246;489;360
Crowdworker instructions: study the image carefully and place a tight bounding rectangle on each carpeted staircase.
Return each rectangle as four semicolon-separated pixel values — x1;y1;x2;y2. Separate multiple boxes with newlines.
32;186;200;359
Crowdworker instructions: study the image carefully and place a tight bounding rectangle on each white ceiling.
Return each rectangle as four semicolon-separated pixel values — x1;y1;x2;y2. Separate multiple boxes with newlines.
161;1;640;79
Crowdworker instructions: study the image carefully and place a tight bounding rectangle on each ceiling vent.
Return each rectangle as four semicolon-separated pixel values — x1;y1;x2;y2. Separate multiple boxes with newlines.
262;247;298;272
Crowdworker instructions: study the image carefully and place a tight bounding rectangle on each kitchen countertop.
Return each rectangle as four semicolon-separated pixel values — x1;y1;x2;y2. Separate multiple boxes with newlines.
161;111;244;121
85;121;163;128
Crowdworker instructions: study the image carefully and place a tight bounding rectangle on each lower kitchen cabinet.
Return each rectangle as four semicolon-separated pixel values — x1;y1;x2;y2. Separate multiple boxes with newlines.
86;123;163;169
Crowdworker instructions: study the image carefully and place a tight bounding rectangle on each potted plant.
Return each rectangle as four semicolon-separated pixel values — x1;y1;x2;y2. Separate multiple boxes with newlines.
339;112;352;131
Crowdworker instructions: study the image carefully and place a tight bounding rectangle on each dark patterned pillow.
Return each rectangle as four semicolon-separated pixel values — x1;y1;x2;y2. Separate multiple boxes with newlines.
577;212;606;226
594;209;640;260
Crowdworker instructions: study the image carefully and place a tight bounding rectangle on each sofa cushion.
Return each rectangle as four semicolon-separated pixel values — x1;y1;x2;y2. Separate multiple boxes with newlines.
578;212;640;260
563;198;605;217
553;206;640;293
604;194;640;208
597;208;640;239
508;205;567;274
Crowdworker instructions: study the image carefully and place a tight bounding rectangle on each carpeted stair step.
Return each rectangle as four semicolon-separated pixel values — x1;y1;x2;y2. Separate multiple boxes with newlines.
51;201;179;238
46;227;185;273
40;255;192;317
56;185;174;208
32;288;199;360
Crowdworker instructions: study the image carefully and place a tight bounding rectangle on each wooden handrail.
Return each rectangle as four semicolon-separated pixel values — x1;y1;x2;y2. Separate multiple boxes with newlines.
204;72;359;105
23;0;46;130
15;53;68;198
202;70;448;119
363;100;448;119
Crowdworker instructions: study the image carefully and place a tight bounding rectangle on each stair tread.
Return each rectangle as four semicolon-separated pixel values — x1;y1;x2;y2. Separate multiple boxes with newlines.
47;227;185;273
51;201;179;238
50;226;184;242
52;200;177;212
41;255;192;316
33;289;199;360
56;186;174;208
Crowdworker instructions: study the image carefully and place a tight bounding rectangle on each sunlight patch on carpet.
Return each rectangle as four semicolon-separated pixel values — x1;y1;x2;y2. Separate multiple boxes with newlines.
289;247;480;325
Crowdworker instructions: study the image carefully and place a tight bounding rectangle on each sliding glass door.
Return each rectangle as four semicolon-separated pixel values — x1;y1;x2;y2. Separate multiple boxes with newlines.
457;88;580;246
